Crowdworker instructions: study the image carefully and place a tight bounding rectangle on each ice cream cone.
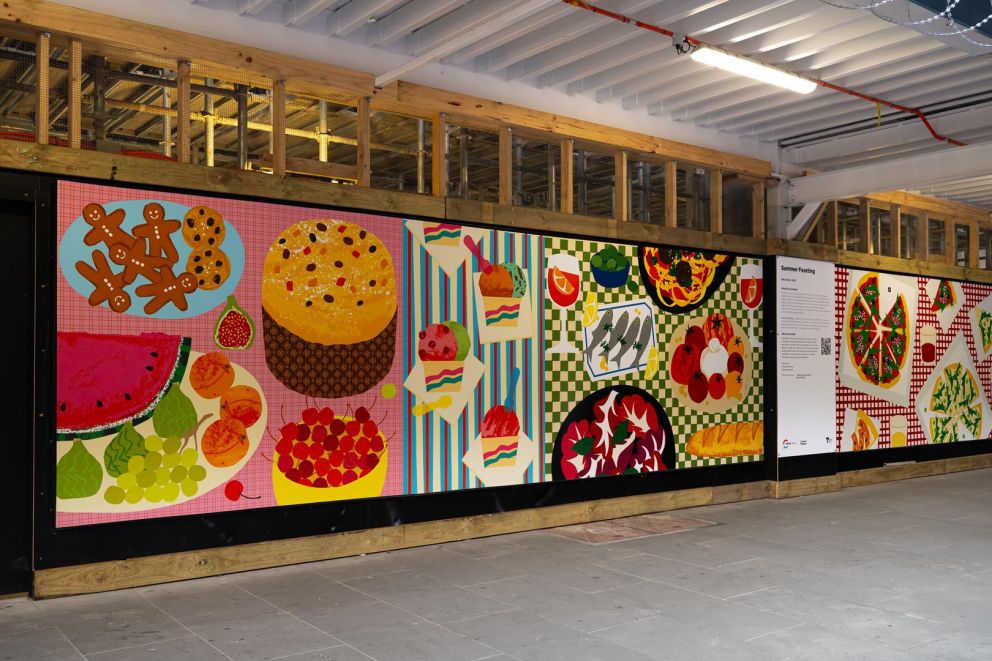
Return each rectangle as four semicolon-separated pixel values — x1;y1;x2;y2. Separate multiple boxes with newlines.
483;296;521;327
482;435;519;468
423;360;465;393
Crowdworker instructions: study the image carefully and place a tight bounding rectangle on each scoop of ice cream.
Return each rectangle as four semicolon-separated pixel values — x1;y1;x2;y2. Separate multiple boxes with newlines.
503;263;527;298
479;265;514;297
443;320;471;360
418;323;458;361
481;404;520;438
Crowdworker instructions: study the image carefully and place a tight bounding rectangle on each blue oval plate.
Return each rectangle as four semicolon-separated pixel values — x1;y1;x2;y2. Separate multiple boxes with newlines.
59;200;245;320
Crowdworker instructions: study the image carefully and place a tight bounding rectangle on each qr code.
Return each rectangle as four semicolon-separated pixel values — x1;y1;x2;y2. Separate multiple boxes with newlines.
820;337;832;356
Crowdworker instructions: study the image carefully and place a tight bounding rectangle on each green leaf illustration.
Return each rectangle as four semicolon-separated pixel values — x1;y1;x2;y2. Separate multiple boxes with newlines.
611;420;630;445
572;436;595;456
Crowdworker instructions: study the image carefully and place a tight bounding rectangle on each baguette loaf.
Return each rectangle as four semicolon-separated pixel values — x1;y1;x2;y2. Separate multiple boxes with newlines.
686;421;763;457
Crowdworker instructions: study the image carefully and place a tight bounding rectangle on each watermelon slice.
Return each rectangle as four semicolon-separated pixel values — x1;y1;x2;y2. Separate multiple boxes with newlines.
57;332;191;440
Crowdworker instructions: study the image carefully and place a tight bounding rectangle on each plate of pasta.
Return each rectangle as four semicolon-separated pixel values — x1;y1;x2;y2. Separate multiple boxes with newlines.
638;246;733;314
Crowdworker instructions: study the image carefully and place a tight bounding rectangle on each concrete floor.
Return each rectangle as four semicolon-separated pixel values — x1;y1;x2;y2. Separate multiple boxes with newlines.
4;469;992;661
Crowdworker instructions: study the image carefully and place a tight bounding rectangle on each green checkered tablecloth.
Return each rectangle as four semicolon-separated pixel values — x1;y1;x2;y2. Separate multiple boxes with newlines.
543;237;764;476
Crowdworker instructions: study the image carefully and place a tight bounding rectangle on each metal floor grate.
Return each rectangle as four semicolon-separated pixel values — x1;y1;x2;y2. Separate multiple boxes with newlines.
546;513;718;545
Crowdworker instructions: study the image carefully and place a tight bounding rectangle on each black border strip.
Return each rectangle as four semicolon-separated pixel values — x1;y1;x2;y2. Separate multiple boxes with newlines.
32;170;769;570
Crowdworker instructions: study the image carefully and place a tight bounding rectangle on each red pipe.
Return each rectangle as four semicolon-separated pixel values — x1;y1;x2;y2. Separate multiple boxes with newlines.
562;0;965;147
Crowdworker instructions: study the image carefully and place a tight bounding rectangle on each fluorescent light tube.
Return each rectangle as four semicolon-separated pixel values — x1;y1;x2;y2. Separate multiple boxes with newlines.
690;47;817;94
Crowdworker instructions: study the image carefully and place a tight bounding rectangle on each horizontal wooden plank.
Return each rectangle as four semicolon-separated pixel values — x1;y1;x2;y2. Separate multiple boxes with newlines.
841;454;992;489
772;476;842;499
34;480;770;598
865;191;990;224
259;153;358;181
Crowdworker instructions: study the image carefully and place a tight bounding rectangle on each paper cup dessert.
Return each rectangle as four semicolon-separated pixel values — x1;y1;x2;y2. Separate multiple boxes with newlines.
419;321;471;393
422;222;462;247
481;404;520;468
261;219;396;398
479;262;526;327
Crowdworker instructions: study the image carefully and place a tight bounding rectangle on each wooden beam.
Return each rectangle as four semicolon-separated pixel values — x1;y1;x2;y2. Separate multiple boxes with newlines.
431;112;447;197
614;149;629;222
970;220;980;269
498;125;513;206
665;160;678;228
709;168;722;234
891;204;901;259
752;181;766;241
560;138;574;214
35;31;50;146
34;480;770;597
175;60;191;164
859;197;871;254
825;200;837;247
258;153;358;181
68;38;81;149
946;217;956;266
918;210;929;262
270;79;286;176
356;95;371;187
865;190;989;224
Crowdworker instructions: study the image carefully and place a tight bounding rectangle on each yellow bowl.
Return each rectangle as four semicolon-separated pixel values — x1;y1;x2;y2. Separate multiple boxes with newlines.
272;448;388;505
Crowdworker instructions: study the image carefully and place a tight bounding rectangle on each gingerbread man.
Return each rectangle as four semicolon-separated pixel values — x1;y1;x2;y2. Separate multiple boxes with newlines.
75;250;131;313
108;241;171;285
135;267;198;314
132;203;182;264
81;203;135;250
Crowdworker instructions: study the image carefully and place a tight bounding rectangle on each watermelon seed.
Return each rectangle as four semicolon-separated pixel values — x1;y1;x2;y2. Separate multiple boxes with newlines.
59;402;66;411
124;393;131;400
96;400;103;407
150;352;158;357
145;365;153;371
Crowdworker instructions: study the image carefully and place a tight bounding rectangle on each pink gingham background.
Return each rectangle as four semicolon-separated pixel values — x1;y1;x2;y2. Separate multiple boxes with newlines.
835;267;992;451
56;181;404;527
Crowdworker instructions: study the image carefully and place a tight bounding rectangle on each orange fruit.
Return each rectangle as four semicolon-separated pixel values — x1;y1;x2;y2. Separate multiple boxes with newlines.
552;267;575;295
202;417;249;467
220;385;263;427
189;352;234;399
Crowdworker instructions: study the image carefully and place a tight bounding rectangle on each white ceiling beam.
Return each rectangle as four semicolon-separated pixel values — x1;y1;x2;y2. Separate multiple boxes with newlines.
542;33;664;88
327;0;406;36
237;0;277;14
283;0;343;26
374;0;557;88
925;176;992;195
443;3;568;64
367;0;467;47
784;106;992;166
472;0;656;73
624;67;731;110
405;0;551;57
788;142;992;204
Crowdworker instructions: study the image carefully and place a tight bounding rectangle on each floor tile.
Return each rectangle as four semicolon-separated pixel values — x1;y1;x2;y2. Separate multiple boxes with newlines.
0;627;82;660
445;608;654;661
747;623;934;661
342;571;512;623
594;615;772;661
605;553;775;599
140;579;281;626
232;567;376;615
85;634;228;660
190;610;339;661
909;630;992;661
0;598;45;635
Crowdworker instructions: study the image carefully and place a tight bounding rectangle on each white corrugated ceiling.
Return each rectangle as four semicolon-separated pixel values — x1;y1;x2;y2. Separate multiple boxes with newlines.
166;0;992;207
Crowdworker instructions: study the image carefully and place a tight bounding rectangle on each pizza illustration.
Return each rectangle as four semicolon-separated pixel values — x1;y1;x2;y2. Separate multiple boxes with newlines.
847;272;908;387
639;246;733;314
931;279;956;313
929;362;983;444
976;308;992;354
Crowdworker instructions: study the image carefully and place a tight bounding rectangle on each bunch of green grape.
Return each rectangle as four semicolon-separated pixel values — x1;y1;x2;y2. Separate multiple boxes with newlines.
103;435;207;505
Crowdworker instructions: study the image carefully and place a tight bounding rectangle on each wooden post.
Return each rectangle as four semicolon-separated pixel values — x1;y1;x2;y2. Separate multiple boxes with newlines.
709;168;722;233
614;149;628;221
35;32;50;146
356;95;371;187
891;204;901;258
751;181;766;240
431;112;447;197
945;217;956;266
859;197;871;254
271;79;286;176
498;125;513;206
560;138;574;214
918;210;929;261
317;100;328;163
203;77;215;167
176;60;191;164
825;200;837;247
969;220;979;269
68;38;82;149
664;160;677;228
